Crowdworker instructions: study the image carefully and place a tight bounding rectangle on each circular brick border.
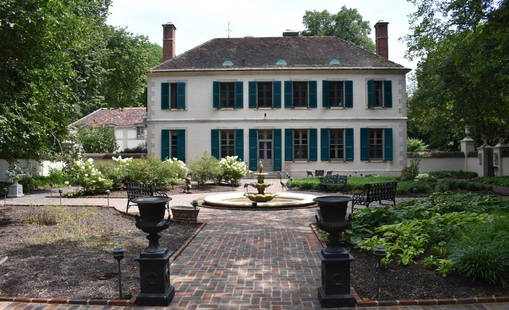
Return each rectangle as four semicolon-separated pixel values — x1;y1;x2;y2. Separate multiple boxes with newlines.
309;223;509;307
0;203;207;306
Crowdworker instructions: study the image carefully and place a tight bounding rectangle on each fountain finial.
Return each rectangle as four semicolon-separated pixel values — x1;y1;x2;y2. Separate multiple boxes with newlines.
258;160;264;173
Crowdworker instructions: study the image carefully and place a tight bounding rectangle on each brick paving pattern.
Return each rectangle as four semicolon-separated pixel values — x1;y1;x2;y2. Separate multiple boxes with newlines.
1;181;508;309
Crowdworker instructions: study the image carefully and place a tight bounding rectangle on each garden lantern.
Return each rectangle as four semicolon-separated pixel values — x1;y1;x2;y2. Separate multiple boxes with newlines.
112;246;125;299
373;245;387;299
133;196;174;306
3;188;7;207
106;189;111;207
191;200;198;210
314;196;355;308
58;189;63;206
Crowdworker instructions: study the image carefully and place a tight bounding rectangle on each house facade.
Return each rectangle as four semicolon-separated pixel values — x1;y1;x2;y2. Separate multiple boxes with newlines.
146;23;410;177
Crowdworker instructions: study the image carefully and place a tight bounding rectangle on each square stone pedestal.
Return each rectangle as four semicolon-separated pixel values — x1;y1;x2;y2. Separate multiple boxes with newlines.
318;248;355;308
7;183;23;198
136;247;175;306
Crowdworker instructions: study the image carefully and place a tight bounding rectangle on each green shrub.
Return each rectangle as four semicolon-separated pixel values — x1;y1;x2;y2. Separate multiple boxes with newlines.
122;144;147;153
474;176;509;187
18;168;70;192
124;156;188;188
397;180;433;194
429;170;478;179
189;152;221;186
448;215;509;285
287;177;320;190
67;158;113;193
407;138;429;152
75;125;118;153
435;178;488;192
401;159;421;181
219;156;248;186
436;259;455;277
95;160;128;190
423;255;438;269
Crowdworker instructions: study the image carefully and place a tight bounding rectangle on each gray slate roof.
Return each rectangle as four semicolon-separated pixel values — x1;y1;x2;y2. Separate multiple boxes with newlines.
152;36;406;72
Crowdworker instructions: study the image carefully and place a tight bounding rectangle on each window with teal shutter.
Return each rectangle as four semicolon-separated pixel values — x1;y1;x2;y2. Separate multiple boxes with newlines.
322;81;330;108
284;81;293;108
321;128;330;161
211;129;219;158
272;81;281;108
213;81;220;108
273;129;282;171
176;129;185;162
161;83;170;109
248;82;257;108
176;83;186;109
309;128;317;161
384;128;393;161
346;128;354;161
235;129;244;160
360;128;369;161
235;81;243;108
345;80;353;108
308;81;317;108
161;129;170;160
367;80;375;108
284;129;294;161
249;129;257;171
383;80;392;108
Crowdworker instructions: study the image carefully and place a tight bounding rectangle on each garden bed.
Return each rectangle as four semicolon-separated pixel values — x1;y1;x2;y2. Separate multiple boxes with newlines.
0;205;200;299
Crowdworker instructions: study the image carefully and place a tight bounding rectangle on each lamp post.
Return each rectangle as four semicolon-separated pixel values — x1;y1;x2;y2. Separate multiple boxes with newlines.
112;246;125;299
58;189;63;206
106;189;111;207
314;196;355;308
373;245;386;299
3;188;7;207
133;196;174;306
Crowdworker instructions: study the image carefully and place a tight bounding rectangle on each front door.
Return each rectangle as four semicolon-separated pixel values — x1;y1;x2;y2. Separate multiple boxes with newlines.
258;130;273;171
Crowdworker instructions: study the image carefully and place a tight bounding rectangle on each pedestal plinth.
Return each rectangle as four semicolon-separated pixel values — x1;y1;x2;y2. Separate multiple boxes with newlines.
7;183;23;198
318;247;355;308
136;247;174;306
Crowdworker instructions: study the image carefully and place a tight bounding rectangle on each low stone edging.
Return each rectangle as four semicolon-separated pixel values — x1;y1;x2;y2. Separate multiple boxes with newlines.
309;223;509;307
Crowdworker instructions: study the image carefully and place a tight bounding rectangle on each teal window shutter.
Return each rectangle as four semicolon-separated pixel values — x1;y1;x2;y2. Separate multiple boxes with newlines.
308;81;317;108
284;129;294;161
235;81;243;108
249;129;257;171
176;129;185;162
272;81;281;108
384;128;393;161
345;80;353;108
211;129;219;158
176;82;186;109
346;128;354;161
273;129;282;171
309;128;317;161
284;81;293;108
161;83;169;110
383;80;392;108
322;81;330;108
320;128;330;161
161;129;170;160
360;128;369;161
248;81;257;108
213;81;219;108
367;80;375;108
235;129;244;161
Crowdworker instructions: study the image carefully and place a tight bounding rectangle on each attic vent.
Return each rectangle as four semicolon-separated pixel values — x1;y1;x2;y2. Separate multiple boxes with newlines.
275;59;287;65
223;60;234;67
329;58;341;65
112;115;121;119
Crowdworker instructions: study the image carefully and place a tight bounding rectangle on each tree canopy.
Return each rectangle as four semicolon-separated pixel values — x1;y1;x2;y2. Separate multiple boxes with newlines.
406;0;509;149
302;6;376;52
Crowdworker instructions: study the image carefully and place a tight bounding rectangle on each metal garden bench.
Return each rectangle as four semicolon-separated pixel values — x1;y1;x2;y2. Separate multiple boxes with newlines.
352;181;397;211
125;182;169;214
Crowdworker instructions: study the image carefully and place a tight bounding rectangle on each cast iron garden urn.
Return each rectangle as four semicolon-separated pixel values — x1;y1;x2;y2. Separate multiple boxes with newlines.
133;196;174;306
314;196;355;308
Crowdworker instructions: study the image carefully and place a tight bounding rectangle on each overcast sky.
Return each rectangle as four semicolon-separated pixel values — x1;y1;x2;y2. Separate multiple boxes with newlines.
107;0;418;70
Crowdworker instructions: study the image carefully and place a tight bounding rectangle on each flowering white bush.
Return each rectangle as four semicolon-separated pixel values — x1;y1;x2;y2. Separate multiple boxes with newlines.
69;158;112;192
219;156;248;186
163;158;189;185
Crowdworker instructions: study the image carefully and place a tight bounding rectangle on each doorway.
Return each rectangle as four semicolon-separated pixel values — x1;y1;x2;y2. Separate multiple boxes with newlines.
258;130;273;171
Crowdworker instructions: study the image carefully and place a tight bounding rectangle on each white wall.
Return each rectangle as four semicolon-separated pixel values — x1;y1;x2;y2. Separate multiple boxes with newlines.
114;127;145;151
146;69;408;176
0;160;65;182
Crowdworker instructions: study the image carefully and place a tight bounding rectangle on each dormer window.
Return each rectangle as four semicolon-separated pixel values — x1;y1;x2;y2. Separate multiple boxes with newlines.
223;60;234;67
276;59;287;65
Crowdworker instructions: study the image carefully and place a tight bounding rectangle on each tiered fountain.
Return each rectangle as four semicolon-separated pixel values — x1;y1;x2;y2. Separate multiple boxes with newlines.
245;161;277;203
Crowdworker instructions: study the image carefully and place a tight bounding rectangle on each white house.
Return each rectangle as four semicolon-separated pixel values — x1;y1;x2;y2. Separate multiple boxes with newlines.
146;22;410;176
71;107;146;152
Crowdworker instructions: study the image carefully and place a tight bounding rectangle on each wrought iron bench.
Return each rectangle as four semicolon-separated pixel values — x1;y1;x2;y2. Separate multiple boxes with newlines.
352;182;397;211
319;175;348;191
315;170;325;177
125;182;169;214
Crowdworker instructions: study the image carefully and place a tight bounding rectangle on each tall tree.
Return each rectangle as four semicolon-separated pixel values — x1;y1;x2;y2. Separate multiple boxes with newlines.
302;6;375;52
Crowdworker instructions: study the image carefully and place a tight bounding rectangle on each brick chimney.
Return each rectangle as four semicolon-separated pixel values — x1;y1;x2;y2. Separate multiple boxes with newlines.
162;22;176;62
374;21;389;59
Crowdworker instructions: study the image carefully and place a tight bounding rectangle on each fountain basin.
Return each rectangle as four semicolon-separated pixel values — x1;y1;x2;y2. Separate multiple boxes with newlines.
203;192;316;208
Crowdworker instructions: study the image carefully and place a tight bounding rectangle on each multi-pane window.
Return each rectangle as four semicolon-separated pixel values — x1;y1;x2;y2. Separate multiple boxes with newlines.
368;129;384;160
170;131;179;159
220;130;235;158
329;129;344;160
136;126;145;140
170;83;178;109
294;129;308;160
220;82;235;108
293;82;308;107
257;82;272;108
329;81;344;107
374;81;384;107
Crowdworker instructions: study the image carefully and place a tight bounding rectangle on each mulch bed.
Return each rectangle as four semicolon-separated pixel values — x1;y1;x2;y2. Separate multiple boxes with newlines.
311;224;508;300
0;205;199;300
